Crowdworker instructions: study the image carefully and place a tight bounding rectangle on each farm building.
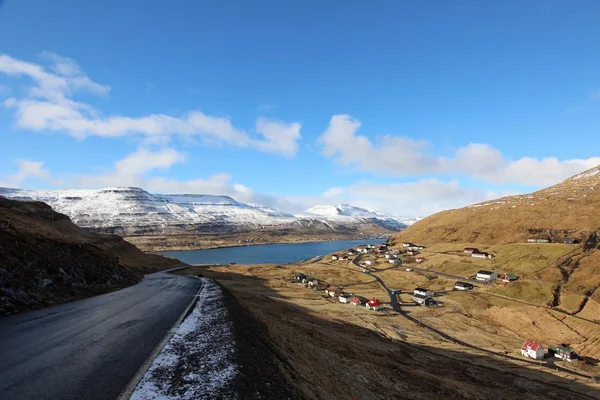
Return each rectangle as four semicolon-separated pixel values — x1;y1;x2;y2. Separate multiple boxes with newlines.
295;273;307;282
454;281;474;290
331;254;339;260
415;257;427;263
325;285;343;297
549;346;578;362
527;238;551;243
413;288;435;297
366;298;384;311
501;273;519;283
476;270;498;282
521;340;544;360
471;251;493;259
350;296;368;306
463;247;479;253
412;293;436;306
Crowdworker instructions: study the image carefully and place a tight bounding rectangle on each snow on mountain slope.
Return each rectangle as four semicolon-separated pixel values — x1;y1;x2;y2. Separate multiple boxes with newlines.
0;187;415;236
300;204;418;230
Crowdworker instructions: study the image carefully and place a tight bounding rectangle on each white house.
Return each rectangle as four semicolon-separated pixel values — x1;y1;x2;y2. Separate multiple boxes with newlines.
476;270;498;281
338;294;351;304
412;293;436;307
365;259;375;266
521;340;544;360
307;279;319;287
402;242;415;248
454;281;474;290
471;251;493;259
413;288;434;297
385;254;392;259
389;258;402;264
331;254;339;260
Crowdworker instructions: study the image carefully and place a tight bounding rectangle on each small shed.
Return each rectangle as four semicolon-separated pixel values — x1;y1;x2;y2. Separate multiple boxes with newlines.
454;281;474;290
501;273;519;283
521;340;544;360
366;297;384;311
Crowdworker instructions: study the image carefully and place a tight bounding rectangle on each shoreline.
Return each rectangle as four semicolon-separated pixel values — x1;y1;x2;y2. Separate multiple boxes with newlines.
135;235;390;253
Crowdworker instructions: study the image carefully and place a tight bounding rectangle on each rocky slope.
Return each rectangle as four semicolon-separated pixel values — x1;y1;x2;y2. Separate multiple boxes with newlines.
390;165;600;246
0;187;414;241
0;197;180;315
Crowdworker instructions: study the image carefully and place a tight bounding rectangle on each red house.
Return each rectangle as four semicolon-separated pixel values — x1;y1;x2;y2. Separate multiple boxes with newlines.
350;297;363;306
366;297;383;311
415;257;427;263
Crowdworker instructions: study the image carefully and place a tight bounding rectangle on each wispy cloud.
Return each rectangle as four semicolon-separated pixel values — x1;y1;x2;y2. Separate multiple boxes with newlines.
0;53;302;157
318;114;600;186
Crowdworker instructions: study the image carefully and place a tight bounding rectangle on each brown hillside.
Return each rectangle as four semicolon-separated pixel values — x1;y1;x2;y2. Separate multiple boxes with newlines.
0;198;181;315
391;165;600;246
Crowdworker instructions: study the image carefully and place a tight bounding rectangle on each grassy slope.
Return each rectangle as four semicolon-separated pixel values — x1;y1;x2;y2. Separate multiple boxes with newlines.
0;198;181;314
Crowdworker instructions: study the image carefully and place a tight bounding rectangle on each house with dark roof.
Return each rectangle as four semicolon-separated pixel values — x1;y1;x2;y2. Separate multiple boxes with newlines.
412;293;436;307
463;247;479;253
413;288;434;297
325;285;343;297
454;281;474;290
549;346;578;362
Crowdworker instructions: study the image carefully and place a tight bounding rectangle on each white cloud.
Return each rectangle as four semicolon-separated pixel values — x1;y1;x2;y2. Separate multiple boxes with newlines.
318;114;600;186
0;159;61;187
310;179;500;216
0;53;302;157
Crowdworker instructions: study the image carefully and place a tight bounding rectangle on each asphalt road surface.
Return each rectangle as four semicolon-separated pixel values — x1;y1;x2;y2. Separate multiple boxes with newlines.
0;271;202;400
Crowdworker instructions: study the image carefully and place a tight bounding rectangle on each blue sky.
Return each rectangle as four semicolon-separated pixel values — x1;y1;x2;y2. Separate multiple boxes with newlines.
1;0;599;216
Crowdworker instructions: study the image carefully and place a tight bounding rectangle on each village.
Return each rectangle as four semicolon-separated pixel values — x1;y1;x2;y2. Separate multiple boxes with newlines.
290;239;588;366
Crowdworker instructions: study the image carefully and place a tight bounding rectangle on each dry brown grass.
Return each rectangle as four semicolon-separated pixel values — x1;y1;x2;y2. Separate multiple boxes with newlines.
187;263;600;399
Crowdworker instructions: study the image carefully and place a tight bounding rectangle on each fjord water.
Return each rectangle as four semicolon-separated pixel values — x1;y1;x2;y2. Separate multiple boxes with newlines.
161;239;383;265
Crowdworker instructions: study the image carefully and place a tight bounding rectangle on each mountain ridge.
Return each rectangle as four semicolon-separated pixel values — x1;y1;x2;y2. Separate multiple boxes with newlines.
0;187;416;249
390;165;600;246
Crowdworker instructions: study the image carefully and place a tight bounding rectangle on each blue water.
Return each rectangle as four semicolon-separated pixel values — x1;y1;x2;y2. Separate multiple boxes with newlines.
161;239;383;265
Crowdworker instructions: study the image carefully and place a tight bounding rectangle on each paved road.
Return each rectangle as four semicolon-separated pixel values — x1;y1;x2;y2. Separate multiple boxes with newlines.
0;271;202;400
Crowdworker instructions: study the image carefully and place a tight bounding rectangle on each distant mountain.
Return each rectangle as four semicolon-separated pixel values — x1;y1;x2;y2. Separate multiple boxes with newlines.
300;204;420;230
0;187;417;242
390;165;600;246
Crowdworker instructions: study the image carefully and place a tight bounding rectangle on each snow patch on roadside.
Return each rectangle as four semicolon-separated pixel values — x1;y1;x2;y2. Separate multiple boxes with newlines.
130;278;237;400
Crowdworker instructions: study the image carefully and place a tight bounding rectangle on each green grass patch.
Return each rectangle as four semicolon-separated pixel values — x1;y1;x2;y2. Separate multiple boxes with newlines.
489;243;575;275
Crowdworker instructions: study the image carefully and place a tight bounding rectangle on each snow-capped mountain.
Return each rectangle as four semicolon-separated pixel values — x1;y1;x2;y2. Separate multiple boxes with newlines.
0;187;416;236
300;204;420;229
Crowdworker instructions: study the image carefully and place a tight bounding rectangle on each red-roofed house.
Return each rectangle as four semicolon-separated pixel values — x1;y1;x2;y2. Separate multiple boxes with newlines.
521;340;544;360
415;257;427;263
366;297;383;311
